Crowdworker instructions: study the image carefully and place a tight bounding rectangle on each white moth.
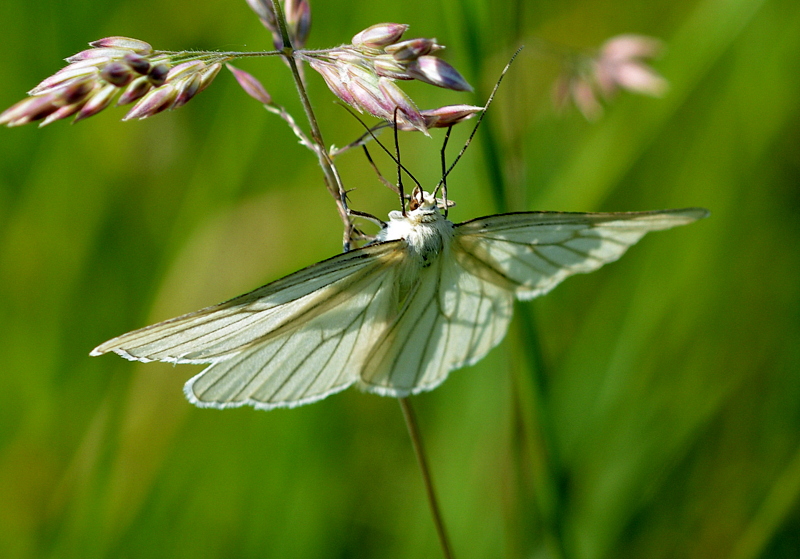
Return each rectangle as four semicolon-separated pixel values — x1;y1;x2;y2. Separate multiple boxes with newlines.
91;186;707;410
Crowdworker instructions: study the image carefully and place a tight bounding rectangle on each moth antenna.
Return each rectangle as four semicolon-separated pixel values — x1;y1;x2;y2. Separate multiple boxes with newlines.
329;122;390;158
347;208;386;228
393;108;406;216
432;126;454;218
361;145;401;197
435;47;523;191
336;103;422;195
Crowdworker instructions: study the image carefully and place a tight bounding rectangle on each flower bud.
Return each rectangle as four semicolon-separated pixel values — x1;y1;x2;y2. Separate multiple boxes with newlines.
385;38;442;62
166;61;206;82
601;35;663;63
39;102;84;127
246;0;278;33
124;53;152;75
74;84;117;122
406;56;472;92
100;61;135;87
67;48;133;63
89;37;153;54
421;104;482;127
172;73;202;108
29;65;99;95
0;95;57;127
123;84;177;120
345;72;387;117
592;34;668;100
309;60;355;105
117;76;152;106
352;23;408;48
227;64;272;105
285;0;311;48
378;77;426;133
392;105;482;132
61;79;95;104
148;64;170;86
197;63;222;93
611;62;667;96
372;56;409;80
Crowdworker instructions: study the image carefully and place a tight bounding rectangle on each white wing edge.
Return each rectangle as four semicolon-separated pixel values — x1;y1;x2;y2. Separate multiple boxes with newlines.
89;240;405;362
456;207;710;301
455;207;710;231
183;370;354;411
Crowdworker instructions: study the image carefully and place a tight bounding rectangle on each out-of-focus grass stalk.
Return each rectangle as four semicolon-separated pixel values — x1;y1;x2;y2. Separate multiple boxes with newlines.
730;443;800;559
270;0;352;250
454;4;572;557
268;1;457;552
399;398;454;559
536;0;770;212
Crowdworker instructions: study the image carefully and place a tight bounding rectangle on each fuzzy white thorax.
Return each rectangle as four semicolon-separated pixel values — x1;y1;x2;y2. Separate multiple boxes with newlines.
375;190;454;257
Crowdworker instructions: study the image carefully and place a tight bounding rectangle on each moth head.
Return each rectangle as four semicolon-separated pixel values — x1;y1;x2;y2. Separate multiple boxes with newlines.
407;186;437;213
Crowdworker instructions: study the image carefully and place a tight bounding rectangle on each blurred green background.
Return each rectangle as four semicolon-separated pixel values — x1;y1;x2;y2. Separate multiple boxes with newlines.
1;0;798;557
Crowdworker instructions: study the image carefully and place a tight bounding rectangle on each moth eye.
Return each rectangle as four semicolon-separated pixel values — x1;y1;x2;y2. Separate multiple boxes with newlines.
408;186;424;211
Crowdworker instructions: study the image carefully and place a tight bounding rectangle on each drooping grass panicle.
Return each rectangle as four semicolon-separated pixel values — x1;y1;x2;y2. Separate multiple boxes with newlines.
0;37;232;127
329;105;483;158
551;34;667;120
2;18;475;143
297;23;472;134
247;0;311;49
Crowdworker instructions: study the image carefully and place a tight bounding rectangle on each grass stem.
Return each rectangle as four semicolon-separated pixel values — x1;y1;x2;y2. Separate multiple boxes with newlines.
399;397;454;559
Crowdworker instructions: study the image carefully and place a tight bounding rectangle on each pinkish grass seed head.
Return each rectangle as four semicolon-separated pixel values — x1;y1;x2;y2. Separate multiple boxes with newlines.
116;76;152;106
406;56;472;92
74;83;117;122
285;0;312;48
227;64;273;105
196;63;222;93
123;84;177;120
173;73;203;108
147;64;169;86
552;34;668;120
89;37;153;54
303;23;472;131
352;23;408;49
3;35;223;127
385;38;442;62
100;62;135;87
123;53;152;75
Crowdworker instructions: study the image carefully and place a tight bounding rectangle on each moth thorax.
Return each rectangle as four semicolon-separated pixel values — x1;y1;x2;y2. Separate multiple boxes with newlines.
405;218;451;261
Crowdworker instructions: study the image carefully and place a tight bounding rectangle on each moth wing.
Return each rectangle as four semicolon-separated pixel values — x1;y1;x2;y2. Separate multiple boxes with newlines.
453;208;708;300
360;253;514;397
92;241;405;410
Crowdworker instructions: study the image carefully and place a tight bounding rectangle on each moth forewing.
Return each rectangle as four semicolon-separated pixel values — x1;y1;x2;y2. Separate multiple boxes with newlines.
158;243;408;410
90;240;407;364
185;272;395;410
453;208;709;300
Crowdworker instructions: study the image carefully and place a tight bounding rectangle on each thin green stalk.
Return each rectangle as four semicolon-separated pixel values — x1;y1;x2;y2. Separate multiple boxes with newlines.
514;309;570;559
153;49;283;60
271;0;352;250
148;49;284;72
270;5;450;553
730;442;800;559
399;397;454;559
454;3;571;555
